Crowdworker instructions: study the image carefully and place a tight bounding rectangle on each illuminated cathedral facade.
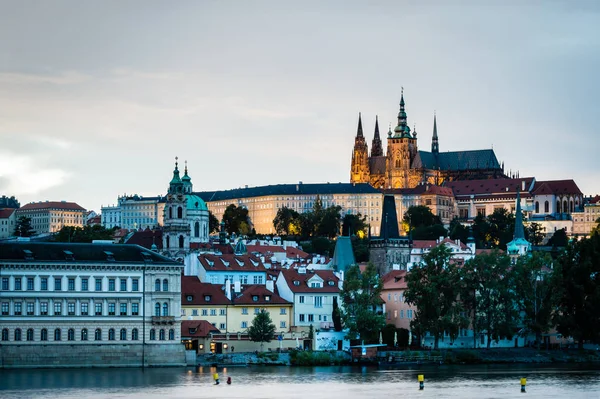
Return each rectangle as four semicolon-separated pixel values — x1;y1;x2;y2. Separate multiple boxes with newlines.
350;91;505;189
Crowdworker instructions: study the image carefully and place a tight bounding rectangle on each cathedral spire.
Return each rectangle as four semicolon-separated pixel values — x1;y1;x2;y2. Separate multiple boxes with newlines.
431;112;439;154
371;115;383;157
394;87;410;137
513;190;525;240
356;112;364;138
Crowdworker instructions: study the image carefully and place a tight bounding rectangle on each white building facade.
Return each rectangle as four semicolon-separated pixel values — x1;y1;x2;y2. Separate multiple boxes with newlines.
15;201;87;235
0;208;17;239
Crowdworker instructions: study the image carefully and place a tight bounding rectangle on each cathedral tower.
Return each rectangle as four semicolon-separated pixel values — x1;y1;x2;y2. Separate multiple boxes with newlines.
371;115;383;157
431;112;439;155
386;90;418;188
350;113;370;184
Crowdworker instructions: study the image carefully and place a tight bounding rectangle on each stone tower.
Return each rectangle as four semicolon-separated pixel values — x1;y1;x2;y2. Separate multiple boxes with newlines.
163;158;191;254
350;113;370;184
386;90;418;188
371;115;383;157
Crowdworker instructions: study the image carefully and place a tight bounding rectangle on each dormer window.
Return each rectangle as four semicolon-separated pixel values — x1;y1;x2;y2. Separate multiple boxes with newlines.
204;295;211;302
310;282;322;288
63;250;74;261
328;281;335;286
189;328;197;335
252;295;259;302
293;281;300;286
265;295;271;302
186;295;193;302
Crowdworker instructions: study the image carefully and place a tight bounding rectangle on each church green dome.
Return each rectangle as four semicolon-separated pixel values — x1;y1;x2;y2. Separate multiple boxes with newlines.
186;194;208;212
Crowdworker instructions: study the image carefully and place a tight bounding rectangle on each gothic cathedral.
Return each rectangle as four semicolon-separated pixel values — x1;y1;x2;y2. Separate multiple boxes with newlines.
350;91;505;189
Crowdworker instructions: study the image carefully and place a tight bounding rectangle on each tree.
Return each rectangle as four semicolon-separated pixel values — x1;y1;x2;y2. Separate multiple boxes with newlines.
513;252;557;349
403;205;442;228
222;204;250;235
14;216;35;237
405;245;467;349
317;206;342;238
273;207;300;235
486;208;515;249
460;251;519;348
340;263;385;343
412;224;448;240
351;237;370;262
449;218;469;244
526;222;546;246
332;296;343;332
55;225;114;243
547;228;568;248
208;211;220;234
554;234;600;349
247;309;276;351
472;214;490;249
341;213;368;237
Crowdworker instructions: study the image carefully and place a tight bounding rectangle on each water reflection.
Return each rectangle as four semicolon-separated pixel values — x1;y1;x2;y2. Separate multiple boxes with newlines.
1;364;599;399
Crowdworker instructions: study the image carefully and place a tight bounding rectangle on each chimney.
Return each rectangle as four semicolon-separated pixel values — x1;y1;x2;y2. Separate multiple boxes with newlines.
266;280;274;292
225;279;232;300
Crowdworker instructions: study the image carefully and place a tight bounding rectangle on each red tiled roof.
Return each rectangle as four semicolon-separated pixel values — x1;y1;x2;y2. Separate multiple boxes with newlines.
125;229;163;250
532;180;582;196
18;201;86;211
445;178;535;197
181;320;219;338
384;184;454;197
233;284;291;305
0;208;16;218
247;244;310;259
198;253;266;272
181;276;230;305
589;195;600;205
381;270;408;290
279;269;340;293
87;215;101;225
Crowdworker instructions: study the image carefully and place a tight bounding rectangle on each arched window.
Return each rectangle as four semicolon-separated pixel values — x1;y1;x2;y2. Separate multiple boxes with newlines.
68;329;75;341
179;235;184;248
535;201;539;213
166;236;170;248
570;200;574;213
557;201;561;213
162;302;168;316
155;279;161;291
1;328;8;341
120;328;127;340
54;328;61;341
163;279;168;292
14;328;21;341
159;329;165;341
132;328;139;341
108;328;115;341
41;328;48;341
81;328;88;341
168;207;173;219
544;201;549;213
194;221;200;237
177;206;183;219
169;329;175;340
26;328;34;341
155;302;161;316
150;329;156;340
94;328;102;341
563;200;568;214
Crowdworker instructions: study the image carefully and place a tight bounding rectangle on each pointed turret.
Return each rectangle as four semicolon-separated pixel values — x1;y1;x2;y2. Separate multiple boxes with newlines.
350;112;369;183
168;157;183;194
356;112;364;138
431;112;439;154
394;88;411;138
371;115;383;157
513;190;525;240
507;190;531;256
182;160;192;194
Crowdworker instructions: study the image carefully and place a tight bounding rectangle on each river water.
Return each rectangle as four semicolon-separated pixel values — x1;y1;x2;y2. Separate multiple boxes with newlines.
1;364;599;399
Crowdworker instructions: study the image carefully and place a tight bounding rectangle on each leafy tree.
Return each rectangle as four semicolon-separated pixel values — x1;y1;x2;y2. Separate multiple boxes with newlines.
273;206;300;235
460;251;519;348
403;205;442;228
297;212;317;240
317;205;342;238
405;245;467;349
486;208;515;249
55;225;115;243
592;217;600;236
332;296;343;332
340;263;385;343
208;211;220;234
412;224;448;240
222;204;250;235
341;213;368;237
247;309;276;351
449;218;469;244
547;228;568;248
554;234;600;349
351;237;370;262
472;214;490;249
526;222;546;246
14;216;35;237
513;252;557;349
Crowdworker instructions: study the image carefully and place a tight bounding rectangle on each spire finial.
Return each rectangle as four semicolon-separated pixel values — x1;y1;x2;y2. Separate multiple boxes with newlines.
184;160;188;174
356;112;363;137
175;156;179;169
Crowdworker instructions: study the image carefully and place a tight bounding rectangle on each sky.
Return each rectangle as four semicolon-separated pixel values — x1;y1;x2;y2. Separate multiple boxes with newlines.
1;1;599;212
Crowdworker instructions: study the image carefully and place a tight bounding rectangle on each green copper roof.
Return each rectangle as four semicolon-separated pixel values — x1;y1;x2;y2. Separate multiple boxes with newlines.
332;236;356;273
186;194;207;211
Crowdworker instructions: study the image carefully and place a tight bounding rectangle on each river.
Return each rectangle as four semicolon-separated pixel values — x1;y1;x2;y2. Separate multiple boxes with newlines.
1;364;599;399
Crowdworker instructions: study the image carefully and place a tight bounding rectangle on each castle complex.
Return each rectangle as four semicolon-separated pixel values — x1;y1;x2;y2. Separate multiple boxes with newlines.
350;91;506;189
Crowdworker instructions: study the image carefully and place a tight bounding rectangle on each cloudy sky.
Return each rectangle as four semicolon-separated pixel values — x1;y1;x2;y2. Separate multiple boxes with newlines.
1;1;599;212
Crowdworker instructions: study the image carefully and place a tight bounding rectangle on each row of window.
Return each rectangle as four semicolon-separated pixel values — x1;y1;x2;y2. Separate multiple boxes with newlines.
298;295;325;307
1;276;141;292
387;309;413;319
1;301;140;316
237;321;287;329
183;307;287;317
1;327;170;342
298;314;328;323
208;275;264;285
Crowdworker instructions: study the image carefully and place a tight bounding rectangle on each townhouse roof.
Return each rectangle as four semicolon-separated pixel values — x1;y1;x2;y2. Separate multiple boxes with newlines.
414;149;501;171
588;195;600;205
194;182;380;202
279;269;340;293
381;270;408;290
233;284;291;305
18;201;86;212
0;208;16;218
383;184;454;197
198;253;266;272
246;244;310;259
181;276;230;306
532;179;582;196
412;238;469;251
86;215;101;225
0;242;177;264
445;178;535;199
181;320;220;338
125;228;163;250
